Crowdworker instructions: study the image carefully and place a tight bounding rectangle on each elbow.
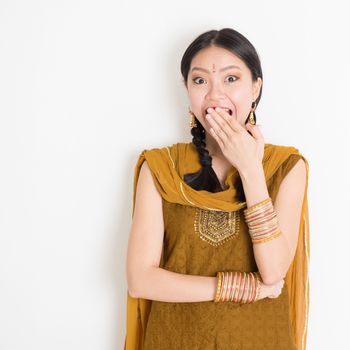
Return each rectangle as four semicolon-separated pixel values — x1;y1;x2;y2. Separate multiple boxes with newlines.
260;271;285;286
262;275;282;286
127;265;157;299
127;268;151;299
127;271;142;299
128;287;139;299
127;278;141;298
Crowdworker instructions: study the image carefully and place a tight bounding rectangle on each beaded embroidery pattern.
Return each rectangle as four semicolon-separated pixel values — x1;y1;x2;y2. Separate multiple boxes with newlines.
194;207;240;246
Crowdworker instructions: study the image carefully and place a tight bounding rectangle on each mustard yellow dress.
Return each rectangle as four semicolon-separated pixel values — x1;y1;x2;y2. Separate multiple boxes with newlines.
124;142;310;350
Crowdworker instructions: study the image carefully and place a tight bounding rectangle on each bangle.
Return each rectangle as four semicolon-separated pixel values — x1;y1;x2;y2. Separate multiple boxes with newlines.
253;272;262;300
214;271;262;303
243;197;271;215
214;272;223;302
243;197;282;244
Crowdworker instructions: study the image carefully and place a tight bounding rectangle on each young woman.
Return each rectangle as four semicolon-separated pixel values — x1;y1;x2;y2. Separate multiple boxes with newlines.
124;28;310;350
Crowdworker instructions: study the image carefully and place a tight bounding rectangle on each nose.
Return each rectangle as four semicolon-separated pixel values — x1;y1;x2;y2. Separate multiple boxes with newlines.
207;80;225;99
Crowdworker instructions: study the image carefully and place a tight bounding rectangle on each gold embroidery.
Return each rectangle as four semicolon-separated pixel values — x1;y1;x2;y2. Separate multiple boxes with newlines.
194;207;240;246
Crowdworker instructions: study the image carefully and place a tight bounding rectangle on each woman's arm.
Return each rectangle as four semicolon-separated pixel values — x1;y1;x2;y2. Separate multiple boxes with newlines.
130;266;218;302
126;160;282;302
239;158;307;285
126;160;216;301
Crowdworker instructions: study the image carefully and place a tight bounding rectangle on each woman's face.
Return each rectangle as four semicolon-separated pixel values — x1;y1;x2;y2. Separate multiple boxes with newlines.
186;45;262;131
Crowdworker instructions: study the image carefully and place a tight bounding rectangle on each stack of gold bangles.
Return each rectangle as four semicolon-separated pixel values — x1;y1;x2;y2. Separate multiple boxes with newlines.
214;271;262;303
214;197;282;304
243;197;282;244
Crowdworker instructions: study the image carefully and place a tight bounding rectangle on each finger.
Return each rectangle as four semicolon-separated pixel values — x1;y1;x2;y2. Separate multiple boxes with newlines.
246;123;264;142
208;118;225;149
208;124;225;150
213;107;246;133
206;111;232;139
206;114;229;145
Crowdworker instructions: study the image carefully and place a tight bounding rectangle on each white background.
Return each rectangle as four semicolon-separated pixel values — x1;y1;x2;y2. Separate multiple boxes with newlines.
0;0;349;349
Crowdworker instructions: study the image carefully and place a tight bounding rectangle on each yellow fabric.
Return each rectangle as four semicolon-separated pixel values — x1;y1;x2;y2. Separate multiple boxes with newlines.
124;142;310;350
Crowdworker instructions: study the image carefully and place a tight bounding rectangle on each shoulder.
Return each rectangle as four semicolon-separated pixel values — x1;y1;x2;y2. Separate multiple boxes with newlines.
266;142;308;165
136;154;162;200
285;157;307;183
137;141;188;155
135;141;187;185
266;142;301;155
271;143;307;186
265;142;308;188
136;141;190;170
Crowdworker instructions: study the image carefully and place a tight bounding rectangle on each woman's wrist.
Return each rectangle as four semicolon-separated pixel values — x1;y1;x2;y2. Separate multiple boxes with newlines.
239;162;270;209
238;161;264;183
214;271;262;303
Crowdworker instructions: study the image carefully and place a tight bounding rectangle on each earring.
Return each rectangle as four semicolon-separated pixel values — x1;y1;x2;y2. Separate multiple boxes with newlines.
188;107;197;128
248;101;257;125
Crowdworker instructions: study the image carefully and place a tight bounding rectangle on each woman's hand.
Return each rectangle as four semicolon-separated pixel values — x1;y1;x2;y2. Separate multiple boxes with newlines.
205;107;265;173
257;278;285;300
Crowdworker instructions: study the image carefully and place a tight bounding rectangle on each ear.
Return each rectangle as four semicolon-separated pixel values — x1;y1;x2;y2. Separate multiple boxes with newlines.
252;77;263;101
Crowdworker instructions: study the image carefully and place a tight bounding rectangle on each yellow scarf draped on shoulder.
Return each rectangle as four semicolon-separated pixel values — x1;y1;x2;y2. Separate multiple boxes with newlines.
124;142;310;350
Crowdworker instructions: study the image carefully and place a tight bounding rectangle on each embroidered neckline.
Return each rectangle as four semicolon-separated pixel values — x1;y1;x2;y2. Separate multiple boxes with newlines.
194;207;240;247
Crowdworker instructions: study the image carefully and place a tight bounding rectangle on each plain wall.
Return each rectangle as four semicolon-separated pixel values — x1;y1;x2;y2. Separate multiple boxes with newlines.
0;0;349;349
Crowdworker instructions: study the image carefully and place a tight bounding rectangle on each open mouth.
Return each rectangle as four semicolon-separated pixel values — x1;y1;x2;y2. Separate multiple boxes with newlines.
206;107;233;116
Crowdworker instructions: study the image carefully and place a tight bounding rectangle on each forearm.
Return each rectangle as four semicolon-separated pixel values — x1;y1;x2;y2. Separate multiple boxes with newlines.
130;266;217;302
239;163;289;285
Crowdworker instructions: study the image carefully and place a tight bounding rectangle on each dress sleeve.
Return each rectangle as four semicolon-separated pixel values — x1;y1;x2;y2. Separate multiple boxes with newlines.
267;153;304;203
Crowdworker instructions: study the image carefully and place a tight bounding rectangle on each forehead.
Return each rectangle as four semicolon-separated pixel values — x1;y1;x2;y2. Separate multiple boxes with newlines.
190;46;247;71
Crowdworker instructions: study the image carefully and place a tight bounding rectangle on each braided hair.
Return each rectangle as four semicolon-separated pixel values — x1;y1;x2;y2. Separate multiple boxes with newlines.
183;118;223;193
180;28;263;202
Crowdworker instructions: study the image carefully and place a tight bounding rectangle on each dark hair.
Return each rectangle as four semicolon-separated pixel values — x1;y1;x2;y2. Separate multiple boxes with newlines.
181;28;263;202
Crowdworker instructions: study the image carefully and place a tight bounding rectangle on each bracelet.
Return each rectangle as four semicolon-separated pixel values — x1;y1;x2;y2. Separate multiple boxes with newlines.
243;197;282;244
214;271;262;303
214;272;223;302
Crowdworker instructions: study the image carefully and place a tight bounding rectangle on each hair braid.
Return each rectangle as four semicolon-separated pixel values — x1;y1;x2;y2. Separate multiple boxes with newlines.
183;117;223;193
191;119;211;167
184;116;246;201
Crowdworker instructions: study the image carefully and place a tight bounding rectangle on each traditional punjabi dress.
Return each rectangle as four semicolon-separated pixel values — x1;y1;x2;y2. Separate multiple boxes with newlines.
124;142;310;350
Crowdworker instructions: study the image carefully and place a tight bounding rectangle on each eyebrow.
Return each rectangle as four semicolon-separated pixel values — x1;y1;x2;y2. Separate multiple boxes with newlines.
190;65;241;73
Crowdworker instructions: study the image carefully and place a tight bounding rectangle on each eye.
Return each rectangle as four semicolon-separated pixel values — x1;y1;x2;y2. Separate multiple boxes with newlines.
192;75;238;85
226;75;238;83
192;77;205;84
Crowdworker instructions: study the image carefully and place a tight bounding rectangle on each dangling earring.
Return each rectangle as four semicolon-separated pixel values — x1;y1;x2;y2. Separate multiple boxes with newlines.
248;101;257;125
188;107;197;128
